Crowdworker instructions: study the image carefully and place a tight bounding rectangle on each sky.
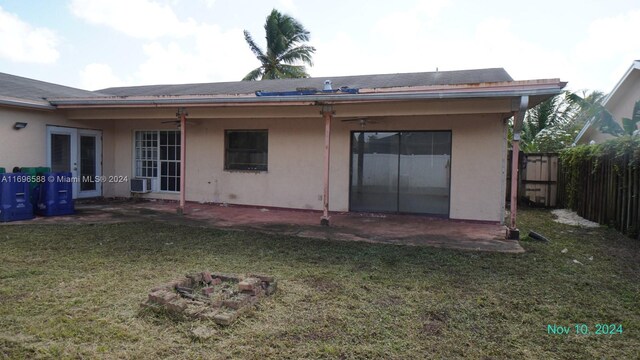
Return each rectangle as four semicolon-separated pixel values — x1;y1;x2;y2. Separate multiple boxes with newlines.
0;0;638;92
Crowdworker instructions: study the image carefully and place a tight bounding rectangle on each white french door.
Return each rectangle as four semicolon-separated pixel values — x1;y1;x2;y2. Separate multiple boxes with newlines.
46;126;102;199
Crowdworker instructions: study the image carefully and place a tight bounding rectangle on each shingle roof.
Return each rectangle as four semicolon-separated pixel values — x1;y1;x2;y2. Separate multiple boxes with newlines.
99;68;513;97
0;72;104;102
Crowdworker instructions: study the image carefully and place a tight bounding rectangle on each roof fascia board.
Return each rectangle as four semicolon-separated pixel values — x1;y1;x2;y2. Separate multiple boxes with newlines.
51;84;564;109
0;96;55;110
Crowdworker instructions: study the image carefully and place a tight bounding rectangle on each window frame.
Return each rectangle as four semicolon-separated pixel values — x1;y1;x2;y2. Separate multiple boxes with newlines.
133;129;181;193
224;129;269;172
134;130;158;179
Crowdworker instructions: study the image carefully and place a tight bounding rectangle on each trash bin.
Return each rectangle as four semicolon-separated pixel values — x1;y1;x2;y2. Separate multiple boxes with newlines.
0;173;35;222
36;172;74;216
20;167;50;210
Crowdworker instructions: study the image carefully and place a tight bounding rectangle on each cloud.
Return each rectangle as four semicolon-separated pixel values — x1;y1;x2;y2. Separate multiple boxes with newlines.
311;32;382;77
277;0;297;13
414;0;451;18
71;0;258;85
69;0;198;39
80;63;126;90
201;0;216;8
312;14;572;86
575;10;640;63
572;9;640;90
133;24;256;84
0;6;59;63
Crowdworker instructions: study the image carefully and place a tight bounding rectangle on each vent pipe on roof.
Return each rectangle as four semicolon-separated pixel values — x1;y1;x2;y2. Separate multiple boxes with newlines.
324;80;332;91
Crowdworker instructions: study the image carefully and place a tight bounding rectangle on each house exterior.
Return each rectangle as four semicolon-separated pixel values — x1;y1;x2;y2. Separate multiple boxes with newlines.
574;60;640;145
0;68;565;226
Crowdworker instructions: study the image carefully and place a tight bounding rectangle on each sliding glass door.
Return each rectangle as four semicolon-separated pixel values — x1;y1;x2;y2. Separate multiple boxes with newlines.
350;132;399;212
350;131;451;216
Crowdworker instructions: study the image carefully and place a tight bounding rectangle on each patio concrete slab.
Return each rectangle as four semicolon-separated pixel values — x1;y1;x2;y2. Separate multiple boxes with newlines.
2;199;523;253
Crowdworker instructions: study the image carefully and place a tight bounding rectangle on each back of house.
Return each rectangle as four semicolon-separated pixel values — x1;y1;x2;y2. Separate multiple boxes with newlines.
0;68;564;225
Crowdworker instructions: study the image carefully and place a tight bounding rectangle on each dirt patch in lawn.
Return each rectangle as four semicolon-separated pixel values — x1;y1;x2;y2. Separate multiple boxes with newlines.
419;311;448;336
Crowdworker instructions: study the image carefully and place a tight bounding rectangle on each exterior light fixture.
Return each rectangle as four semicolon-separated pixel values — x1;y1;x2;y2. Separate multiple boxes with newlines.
13;122;27;130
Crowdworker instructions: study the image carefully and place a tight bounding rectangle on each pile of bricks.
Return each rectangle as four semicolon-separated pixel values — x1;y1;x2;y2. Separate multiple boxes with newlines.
142;271;277;326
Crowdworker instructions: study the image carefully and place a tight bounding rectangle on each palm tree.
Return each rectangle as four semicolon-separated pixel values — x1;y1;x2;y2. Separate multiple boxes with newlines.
521;92;577;151
621;100;640;135
242;9;315;81
567;90;624;137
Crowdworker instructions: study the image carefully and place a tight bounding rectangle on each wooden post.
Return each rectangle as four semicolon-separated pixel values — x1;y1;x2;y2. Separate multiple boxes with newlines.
321;105;333;226
178;107;187;215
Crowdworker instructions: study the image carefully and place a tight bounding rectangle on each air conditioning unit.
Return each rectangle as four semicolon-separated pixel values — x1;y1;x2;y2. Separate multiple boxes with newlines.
130;178;151;193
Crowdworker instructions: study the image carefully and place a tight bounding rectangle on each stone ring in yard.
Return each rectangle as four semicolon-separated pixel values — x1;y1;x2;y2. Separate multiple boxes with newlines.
142;271;277;326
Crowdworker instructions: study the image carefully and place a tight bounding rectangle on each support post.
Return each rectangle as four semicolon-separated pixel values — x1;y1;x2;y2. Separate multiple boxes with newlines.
321;105;333;226
177;107;187;215
508;96;528;239
510;138;520;230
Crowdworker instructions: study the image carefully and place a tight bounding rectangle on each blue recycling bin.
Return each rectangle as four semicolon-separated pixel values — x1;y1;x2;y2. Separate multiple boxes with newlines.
20;167;50;211
36;172;75;216
0;173;35;222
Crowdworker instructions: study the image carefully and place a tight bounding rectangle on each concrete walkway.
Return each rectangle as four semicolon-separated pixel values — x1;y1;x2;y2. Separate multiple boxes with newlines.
2;199;524;253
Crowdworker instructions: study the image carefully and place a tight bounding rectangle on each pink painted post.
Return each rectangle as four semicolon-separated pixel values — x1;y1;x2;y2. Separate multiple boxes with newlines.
178;108;187;215
507;97;528;240
510;138;519;230
321;106;332;226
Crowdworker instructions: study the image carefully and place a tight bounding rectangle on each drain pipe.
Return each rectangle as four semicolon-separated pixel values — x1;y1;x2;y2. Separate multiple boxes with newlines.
178;107;187;215
320;104;334;226
508;96;528;239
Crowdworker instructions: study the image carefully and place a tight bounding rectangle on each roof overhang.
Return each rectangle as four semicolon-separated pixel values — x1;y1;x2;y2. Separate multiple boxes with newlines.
0;95;55;111
49;79;565;109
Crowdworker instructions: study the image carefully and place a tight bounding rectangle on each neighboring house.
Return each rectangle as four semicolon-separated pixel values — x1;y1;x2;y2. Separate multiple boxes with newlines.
574;60;640;144
0;68;564;225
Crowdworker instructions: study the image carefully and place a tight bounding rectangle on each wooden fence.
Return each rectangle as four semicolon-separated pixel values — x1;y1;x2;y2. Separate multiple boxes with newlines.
507;152;559;208
557;153;640;238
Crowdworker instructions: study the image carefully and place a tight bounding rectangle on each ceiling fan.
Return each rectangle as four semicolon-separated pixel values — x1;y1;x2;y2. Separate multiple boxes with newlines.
161;119;196;127
340;117;379;128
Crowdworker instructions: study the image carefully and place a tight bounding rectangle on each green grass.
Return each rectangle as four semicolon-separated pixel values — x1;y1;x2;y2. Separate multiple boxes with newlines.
0;209;638;359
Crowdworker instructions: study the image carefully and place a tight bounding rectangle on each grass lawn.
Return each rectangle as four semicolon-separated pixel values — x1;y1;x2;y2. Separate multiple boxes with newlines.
0;209;638;359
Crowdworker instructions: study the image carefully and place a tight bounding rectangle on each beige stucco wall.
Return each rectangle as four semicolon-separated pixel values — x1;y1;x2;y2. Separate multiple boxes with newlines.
0;107;114;179
103;110;507;222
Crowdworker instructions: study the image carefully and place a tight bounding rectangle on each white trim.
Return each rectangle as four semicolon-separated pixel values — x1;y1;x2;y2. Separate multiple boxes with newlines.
46;126;79;198
573;60;640;145
46;126;103;199
602;61;640;108
77;129;103;198
132;129;181;193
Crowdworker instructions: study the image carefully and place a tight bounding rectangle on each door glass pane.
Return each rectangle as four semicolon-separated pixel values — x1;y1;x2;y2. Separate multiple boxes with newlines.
51;134;71;173
159;130;180;192
398;132;451;215
350;132;399;212
80;136;97;191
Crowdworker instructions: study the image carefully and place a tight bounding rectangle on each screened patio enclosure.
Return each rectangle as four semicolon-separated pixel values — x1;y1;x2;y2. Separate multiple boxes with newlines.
349;131;451;216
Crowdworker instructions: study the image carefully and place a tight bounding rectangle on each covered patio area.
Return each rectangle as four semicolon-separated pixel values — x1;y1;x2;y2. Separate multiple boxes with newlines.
3;200;523;253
